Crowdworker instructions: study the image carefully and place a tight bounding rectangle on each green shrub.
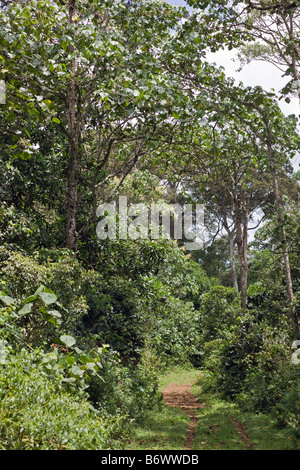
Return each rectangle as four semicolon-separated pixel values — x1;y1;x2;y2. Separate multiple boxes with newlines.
199;285;241;342
0;249;48;299
87;347;161;422
200;338;225;392
202;313;293;404
150;296;201;365
156;258;214;309
0;203;37;247
278;380;300;437
81;272;148;360
200;306;300;440
0;284;66;349
0;249;88;337
234;323;294;412
0;349;125;450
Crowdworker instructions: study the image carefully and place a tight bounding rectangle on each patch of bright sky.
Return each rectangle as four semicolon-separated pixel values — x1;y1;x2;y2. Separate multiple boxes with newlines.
166;0;300;170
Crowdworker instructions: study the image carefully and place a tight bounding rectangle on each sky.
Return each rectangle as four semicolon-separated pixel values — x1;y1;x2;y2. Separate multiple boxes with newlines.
165;0;299;170
165;0;299;238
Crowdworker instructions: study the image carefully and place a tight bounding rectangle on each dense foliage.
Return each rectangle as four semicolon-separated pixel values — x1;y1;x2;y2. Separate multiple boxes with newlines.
0;0;299;450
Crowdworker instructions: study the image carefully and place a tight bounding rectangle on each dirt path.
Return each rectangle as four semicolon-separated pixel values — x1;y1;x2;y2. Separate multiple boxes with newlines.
228;416;254;450
162;381;253;450
162;382;205;450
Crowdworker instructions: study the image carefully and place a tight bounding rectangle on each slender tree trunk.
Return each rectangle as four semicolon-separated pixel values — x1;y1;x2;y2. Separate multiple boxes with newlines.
66;129;79;253
266;133;299;338
228;230;239;291
224;218;239;291
286;11;300;108
244;102;300;338
66;0;79;253
235;195;249;309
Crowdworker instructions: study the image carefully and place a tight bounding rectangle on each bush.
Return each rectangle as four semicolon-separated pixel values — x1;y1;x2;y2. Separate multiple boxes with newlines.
0;349;125;450
0;249;89;334
150;296;201;365
278;380;300;438
234;322;294;412
199;285;241;342
81;271;148;360
201;313;295;403
200;305;300;441
0;282;160;447
0;203;37;247
88;347;162;422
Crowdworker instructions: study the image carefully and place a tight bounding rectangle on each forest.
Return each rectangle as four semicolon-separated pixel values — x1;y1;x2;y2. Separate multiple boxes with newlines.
0;0;299;451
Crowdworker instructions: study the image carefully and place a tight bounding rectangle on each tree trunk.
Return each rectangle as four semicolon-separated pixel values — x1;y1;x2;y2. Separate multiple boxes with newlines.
246;103;299;338
228;230;239;291
266;135;299;338
66;0;79;254
224;218;239;291
66;131;79;253
235;195;249;309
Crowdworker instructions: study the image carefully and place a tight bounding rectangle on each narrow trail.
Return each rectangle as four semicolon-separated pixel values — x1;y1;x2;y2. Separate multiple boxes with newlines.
228;416;254;450
162;382;205;450
162;381;253;450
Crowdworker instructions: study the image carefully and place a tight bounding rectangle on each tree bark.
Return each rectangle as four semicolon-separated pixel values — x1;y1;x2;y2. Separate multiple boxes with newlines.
223;218;239;291
235;195;249;309
229;229;239;291
66;127;79;253
242;101;299;338
66;0;79;254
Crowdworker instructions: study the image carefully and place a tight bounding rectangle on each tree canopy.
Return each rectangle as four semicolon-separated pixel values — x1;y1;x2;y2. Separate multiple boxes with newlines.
0;0;299;451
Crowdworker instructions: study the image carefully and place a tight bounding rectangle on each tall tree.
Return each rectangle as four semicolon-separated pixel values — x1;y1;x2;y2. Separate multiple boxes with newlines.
0;0;187;253
227;84;300;334
186;0;300;104
179;118;273;308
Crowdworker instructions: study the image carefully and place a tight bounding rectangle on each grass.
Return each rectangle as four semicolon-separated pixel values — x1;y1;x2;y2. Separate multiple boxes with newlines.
191;375;299;450
126;365;299;451
126;403;189;450
158;364;203;390
126;365;196;450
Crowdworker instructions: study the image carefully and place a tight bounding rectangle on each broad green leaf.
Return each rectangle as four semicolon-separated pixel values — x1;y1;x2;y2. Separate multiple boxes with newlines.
65;355;75;366
18;303;33;315
23;293;38;304
71;365;85;376
61;377;76;383
39;292;57;305
48;309;61;318
33;286;45;296
60;335;76;348
0;292;15;305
